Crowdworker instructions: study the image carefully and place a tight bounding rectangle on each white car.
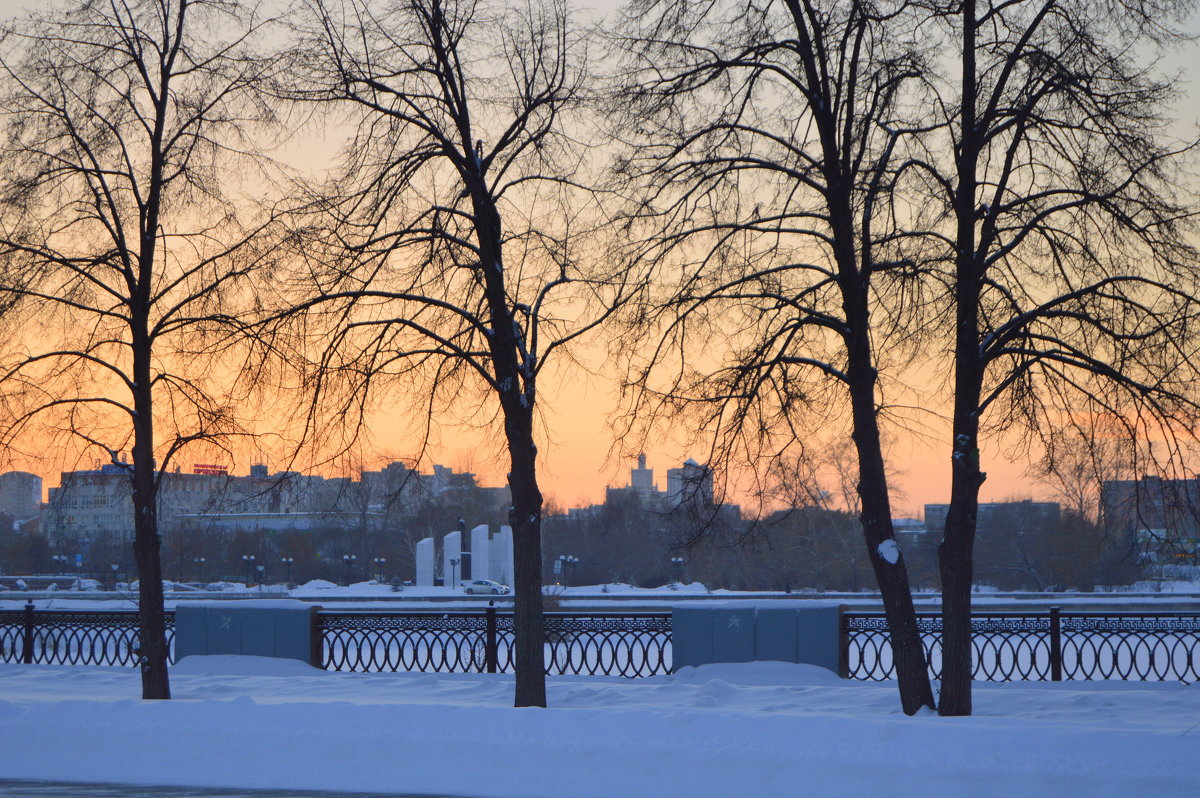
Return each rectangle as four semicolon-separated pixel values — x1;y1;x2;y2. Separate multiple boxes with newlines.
464;579;511;595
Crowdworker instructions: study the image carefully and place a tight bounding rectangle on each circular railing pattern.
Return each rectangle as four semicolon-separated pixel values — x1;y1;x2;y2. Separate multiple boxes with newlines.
542;614;671;677
845;611;1200;682
320;613;491;673
317;611;671;677
1061;615;1200;681
0;610;175;666
9;606;1195;685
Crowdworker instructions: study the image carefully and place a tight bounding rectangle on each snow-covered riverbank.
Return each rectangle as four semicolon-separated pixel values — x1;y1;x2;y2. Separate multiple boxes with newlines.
1;657;1197;797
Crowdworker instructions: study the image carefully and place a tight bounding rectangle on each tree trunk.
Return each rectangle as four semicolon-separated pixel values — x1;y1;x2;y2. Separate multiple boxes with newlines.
471;185;548;708
829;159;934;714
939;0;981;717
506;403;546;708
131;335;171;700
938;395;983;716
784;0;935;713
846;329;935;715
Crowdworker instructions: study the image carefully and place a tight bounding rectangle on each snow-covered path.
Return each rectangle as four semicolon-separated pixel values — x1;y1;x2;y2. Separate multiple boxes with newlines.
0;658;1197;797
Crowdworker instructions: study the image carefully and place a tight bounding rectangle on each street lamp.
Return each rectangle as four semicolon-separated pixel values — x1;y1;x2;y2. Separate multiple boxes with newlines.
342;554;356;585
281;556;294;585
50;554;67;575
670;556;686;584
242;554;255;583
449;557;459;588
110;563;119;591
557;555;579;586
193;557;206;583
372;557;386;581
256;564;266;585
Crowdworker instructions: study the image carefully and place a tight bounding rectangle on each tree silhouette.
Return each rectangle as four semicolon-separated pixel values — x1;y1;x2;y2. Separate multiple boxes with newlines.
610;0;936;713
287;0;630;707
930;0;1200;715
0;0;281;699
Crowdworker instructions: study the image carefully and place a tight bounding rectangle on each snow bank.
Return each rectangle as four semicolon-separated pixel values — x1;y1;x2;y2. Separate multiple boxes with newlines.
1;661;1198;797
171;655;325;677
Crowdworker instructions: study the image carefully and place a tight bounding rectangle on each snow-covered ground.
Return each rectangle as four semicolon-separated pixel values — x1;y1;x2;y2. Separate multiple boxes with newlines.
1;657;1197;797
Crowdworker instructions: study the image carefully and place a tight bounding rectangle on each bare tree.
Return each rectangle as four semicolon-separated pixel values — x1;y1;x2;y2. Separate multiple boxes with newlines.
288;0;628;708
610;0;936;713
930;0;1200;715
1038;423;1139;522
0;0;281;699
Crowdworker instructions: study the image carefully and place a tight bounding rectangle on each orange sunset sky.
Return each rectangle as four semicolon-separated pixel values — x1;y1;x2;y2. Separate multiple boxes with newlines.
1;0;1198;520
264;0;1200;519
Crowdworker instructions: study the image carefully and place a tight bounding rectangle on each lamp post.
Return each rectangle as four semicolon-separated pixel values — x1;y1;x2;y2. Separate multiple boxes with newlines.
372;557;386;581
256;564;266;585
281;556;294;585
558;555;579;586
670;556;686;584
193;557;206;583
241;554;255;584
342;554;356;585
110;563;119;591
51;554;67;575
449;557;459;588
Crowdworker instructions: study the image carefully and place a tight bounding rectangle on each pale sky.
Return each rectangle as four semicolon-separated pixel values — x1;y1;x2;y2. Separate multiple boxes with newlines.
1;0;1197;519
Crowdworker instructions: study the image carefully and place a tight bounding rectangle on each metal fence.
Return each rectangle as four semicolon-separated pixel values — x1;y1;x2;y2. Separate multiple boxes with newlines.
316;608;673;677
0;604;671;677
6;604;1199;684
844;609;1200;682
0;604;175;667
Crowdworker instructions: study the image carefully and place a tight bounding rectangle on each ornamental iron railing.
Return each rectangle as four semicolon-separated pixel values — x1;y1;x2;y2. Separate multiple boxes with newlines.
6;603;1198;684
316;608;673;677
843;608;1200;682
0;604;175;666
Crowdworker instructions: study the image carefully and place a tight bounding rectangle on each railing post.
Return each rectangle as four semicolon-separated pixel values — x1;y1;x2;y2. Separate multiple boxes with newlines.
485;601;498;673
1049;606;1062;682
22;601;35;665
837;608;849;678
311;608;325;669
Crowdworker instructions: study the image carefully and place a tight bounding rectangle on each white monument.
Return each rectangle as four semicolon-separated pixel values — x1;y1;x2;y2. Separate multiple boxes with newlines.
470;524;490;580
489;525;514;587
443;529;462;588
415;537;434;586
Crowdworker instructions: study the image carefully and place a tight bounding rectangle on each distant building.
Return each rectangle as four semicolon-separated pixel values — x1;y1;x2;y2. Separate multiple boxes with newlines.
666;459;714;508
1101;475;1200;557
891;517;928;546
605;453;666;508
0;471;42;523
41;460;506;542
923;500;1061;536
630;454;655;495
597;455;737;519
43;463;305;543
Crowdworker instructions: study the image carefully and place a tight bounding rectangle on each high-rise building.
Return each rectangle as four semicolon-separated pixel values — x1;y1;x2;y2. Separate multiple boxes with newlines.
666;459;714;508
630;453;655;494
0;471;42;522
